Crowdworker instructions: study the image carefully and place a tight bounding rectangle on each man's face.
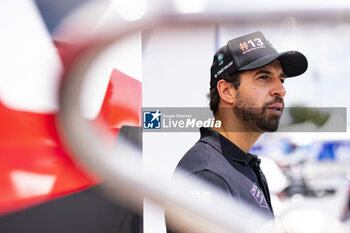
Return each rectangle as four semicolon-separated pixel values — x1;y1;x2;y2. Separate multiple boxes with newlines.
233;60;286;132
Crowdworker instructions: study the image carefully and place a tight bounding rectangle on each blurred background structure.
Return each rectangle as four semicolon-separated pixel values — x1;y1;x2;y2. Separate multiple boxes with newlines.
1;0;350;233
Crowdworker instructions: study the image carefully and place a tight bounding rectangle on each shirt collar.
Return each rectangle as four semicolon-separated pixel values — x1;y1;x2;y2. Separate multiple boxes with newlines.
199;127;258;166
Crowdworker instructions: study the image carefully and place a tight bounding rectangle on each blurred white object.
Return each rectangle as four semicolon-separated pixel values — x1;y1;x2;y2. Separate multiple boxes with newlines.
112;0;147;21
0;0;62;112
56;1;350;233
174;0;208;13
260;157;290;194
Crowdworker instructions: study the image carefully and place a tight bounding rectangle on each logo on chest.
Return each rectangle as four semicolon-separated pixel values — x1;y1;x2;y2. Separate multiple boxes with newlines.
250;183;268;208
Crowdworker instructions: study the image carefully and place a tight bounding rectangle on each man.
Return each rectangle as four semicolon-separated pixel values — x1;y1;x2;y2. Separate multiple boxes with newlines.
174;31;308;220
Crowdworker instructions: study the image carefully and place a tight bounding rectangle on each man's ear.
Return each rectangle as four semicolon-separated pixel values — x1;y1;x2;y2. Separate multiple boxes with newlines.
217;80;236;105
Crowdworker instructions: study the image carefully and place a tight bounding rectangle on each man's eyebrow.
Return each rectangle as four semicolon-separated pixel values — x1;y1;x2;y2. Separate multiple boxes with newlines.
254;69;286;78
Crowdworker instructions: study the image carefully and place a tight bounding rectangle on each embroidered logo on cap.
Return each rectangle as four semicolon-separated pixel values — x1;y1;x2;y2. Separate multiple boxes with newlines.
214;60;233;78
239;38;266;54
218;54;224;62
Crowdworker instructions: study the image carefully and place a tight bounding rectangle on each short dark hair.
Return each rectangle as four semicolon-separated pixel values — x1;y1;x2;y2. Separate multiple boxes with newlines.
207;71;242;116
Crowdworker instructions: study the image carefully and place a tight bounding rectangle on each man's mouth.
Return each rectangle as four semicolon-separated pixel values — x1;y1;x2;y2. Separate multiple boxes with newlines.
266;104;283;115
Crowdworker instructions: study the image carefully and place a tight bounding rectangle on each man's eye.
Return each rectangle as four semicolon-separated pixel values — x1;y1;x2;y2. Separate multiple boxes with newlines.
280;78;285;84
258;76;269;80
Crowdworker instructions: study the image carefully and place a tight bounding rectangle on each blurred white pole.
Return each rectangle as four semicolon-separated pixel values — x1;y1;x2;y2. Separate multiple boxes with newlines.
56;1;350;233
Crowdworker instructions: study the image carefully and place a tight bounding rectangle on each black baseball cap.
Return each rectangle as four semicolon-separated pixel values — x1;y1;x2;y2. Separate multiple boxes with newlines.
210;31;308;89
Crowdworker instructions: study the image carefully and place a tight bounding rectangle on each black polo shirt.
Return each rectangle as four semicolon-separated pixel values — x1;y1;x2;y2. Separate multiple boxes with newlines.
176;127;274;218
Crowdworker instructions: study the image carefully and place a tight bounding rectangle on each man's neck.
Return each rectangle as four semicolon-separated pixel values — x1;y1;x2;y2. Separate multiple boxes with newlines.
216;130;261;153
213;113;262;153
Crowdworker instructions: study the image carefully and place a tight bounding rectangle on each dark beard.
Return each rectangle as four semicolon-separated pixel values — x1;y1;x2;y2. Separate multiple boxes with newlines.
233;91;284;132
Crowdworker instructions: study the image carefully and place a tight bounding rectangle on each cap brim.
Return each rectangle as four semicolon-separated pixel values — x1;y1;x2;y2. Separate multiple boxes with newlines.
238;51;308;77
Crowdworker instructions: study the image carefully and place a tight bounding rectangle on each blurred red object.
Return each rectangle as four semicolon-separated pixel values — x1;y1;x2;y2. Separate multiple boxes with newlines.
0;42;142;216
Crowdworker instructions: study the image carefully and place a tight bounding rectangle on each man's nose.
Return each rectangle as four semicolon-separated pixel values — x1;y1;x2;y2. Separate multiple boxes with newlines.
271;80;286;97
